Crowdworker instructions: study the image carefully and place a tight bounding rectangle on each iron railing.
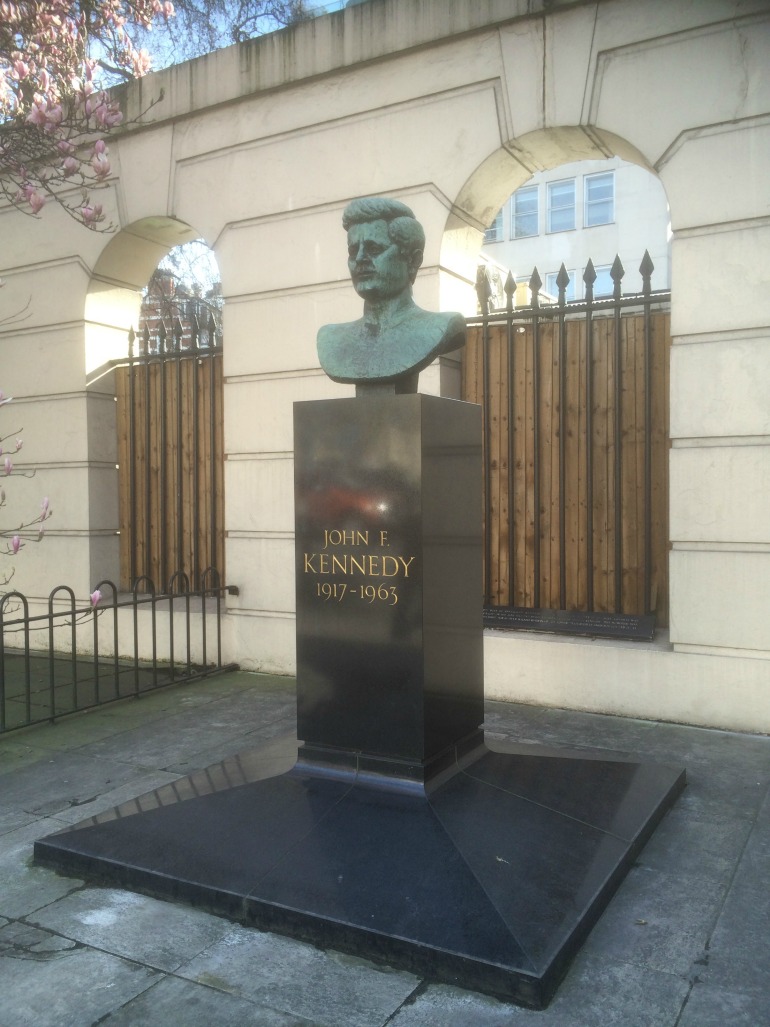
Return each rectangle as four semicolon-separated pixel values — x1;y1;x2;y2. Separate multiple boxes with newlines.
466;253;671;626
0;569;237;734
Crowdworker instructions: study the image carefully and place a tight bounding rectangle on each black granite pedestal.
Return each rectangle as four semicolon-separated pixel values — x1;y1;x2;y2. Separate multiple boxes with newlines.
35;395;685;1009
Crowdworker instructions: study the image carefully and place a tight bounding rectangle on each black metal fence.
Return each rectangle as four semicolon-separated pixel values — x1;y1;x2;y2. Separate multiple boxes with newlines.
464;254;671;628
116;313;224;592
0;569;238;734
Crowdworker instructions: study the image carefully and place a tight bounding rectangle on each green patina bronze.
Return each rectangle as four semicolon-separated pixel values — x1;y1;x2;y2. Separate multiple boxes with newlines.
317;197;466;393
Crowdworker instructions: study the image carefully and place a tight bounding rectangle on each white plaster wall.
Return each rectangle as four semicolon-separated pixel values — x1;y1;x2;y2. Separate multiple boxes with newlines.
1;0;769;729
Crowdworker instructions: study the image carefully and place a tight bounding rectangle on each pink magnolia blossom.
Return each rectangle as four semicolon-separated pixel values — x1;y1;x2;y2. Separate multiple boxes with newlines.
80;202;104;226
3;457;13;475
90;589;102;607
2;0;171;226
11;535;21;555
41;496;50;518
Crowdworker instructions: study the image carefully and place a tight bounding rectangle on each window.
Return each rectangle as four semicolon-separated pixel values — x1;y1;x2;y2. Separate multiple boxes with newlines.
591;264;614;298
547;179;575;233
585;172;614;227
512;186;538;238
484;209;504;243
545;269;576;302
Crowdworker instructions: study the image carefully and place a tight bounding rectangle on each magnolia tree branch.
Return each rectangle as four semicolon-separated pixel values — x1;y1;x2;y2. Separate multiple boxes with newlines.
0;0;173;227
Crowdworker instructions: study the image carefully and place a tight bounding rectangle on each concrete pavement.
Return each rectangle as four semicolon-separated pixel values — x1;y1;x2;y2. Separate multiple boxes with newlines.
0;671;768;1026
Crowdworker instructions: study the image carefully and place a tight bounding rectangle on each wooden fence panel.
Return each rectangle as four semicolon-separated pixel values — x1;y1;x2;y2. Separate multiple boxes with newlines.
115;351;224;592
463;310;670;625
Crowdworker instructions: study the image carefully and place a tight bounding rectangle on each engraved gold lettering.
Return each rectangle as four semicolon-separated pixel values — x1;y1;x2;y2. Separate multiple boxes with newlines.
349;554;366;575
380;530;389;547
399;556;415;577
331;555;347;574
322;529;369;549
304;553;316;573
367;555;380;576
318;553;330;573
381;555;399;576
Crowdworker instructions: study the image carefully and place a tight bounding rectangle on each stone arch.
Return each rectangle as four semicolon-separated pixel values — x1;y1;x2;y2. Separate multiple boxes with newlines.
85;216;203;376
440;126;661;299
84;216;219;588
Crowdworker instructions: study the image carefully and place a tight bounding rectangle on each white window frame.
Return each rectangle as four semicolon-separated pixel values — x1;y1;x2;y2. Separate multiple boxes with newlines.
511;185;538;238
546;178;576;233
584;171;615;227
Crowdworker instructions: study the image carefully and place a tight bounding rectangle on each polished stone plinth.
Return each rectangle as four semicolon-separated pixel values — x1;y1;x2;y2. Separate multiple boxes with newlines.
34;738;685;1008
294;394;483;781
35;394;685;1009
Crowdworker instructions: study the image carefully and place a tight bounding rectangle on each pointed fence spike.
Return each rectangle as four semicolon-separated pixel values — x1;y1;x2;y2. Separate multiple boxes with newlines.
128;326;135;358
583;259;596;303
640;250;655;295
556;263;571;306
157;321;166;354
529;267;542;308
611;254;625;300
141;323;150;355
504;270;516;313
174;317;184;349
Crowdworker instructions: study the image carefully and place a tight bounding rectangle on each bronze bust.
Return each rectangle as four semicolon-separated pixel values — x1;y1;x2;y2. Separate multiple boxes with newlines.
317;197;466;393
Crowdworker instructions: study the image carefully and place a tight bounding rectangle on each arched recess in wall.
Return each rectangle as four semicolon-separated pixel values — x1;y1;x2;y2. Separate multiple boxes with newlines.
441;127;672;628
85;217;225;593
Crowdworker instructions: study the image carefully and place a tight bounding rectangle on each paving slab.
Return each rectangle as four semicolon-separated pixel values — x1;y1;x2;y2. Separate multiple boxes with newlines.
98;974;324;1027
387;954;692;1027
30;887;235;972
0;920;161;1027
0;818;85;919
0;750;156;816
177;924;421;1027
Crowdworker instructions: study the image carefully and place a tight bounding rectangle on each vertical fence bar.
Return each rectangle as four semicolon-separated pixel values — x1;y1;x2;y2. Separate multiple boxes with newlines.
611;256;625;613
48;586;77;720
132;576;158;694
209;314;218;574
159;322;168;589
1;594;33;726
556;265;570;610
476;269;493;603
168;572;192;679
143;327;153;588
583;261;596;612
128;328;137;587
505;272;516;606
174;320;185;577
192;315;201;589
95;581;120;696
641;252;655;615
530;269;543;609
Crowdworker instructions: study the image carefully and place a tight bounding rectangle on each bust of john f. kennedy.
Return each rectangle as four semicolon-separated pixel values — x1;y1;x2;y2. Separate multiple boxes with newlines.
317;197;466;394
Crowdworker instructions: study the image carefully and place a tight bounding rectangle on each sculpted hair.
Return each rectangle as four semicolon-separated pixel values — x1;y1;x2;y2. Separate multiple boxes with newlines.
342;197;426;257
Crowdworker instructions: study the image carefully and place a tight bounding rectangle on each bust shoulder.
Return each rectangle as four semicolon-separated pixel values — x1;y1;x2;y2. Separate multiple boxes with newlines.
317;306;466;385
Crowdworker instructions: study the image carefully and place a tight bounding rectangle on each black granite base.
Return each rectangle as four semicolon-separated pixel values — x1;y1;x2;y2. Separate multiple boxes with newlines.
35;738;685;1009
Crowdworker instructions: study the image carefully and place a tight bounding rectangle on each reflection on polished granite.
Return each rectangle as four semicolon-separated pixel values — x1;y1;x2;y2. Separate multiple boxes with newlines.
35;733;685;1010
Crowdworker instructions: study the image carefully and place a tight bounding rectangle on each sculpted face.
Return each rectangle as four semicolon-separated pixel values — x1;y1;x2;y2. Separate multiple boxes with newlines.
347;220;414;300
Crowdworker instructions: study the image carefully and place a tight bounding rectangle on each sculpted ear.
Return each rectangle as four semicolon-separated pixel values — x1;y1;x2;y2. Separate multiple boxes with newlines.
407;247;423;283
